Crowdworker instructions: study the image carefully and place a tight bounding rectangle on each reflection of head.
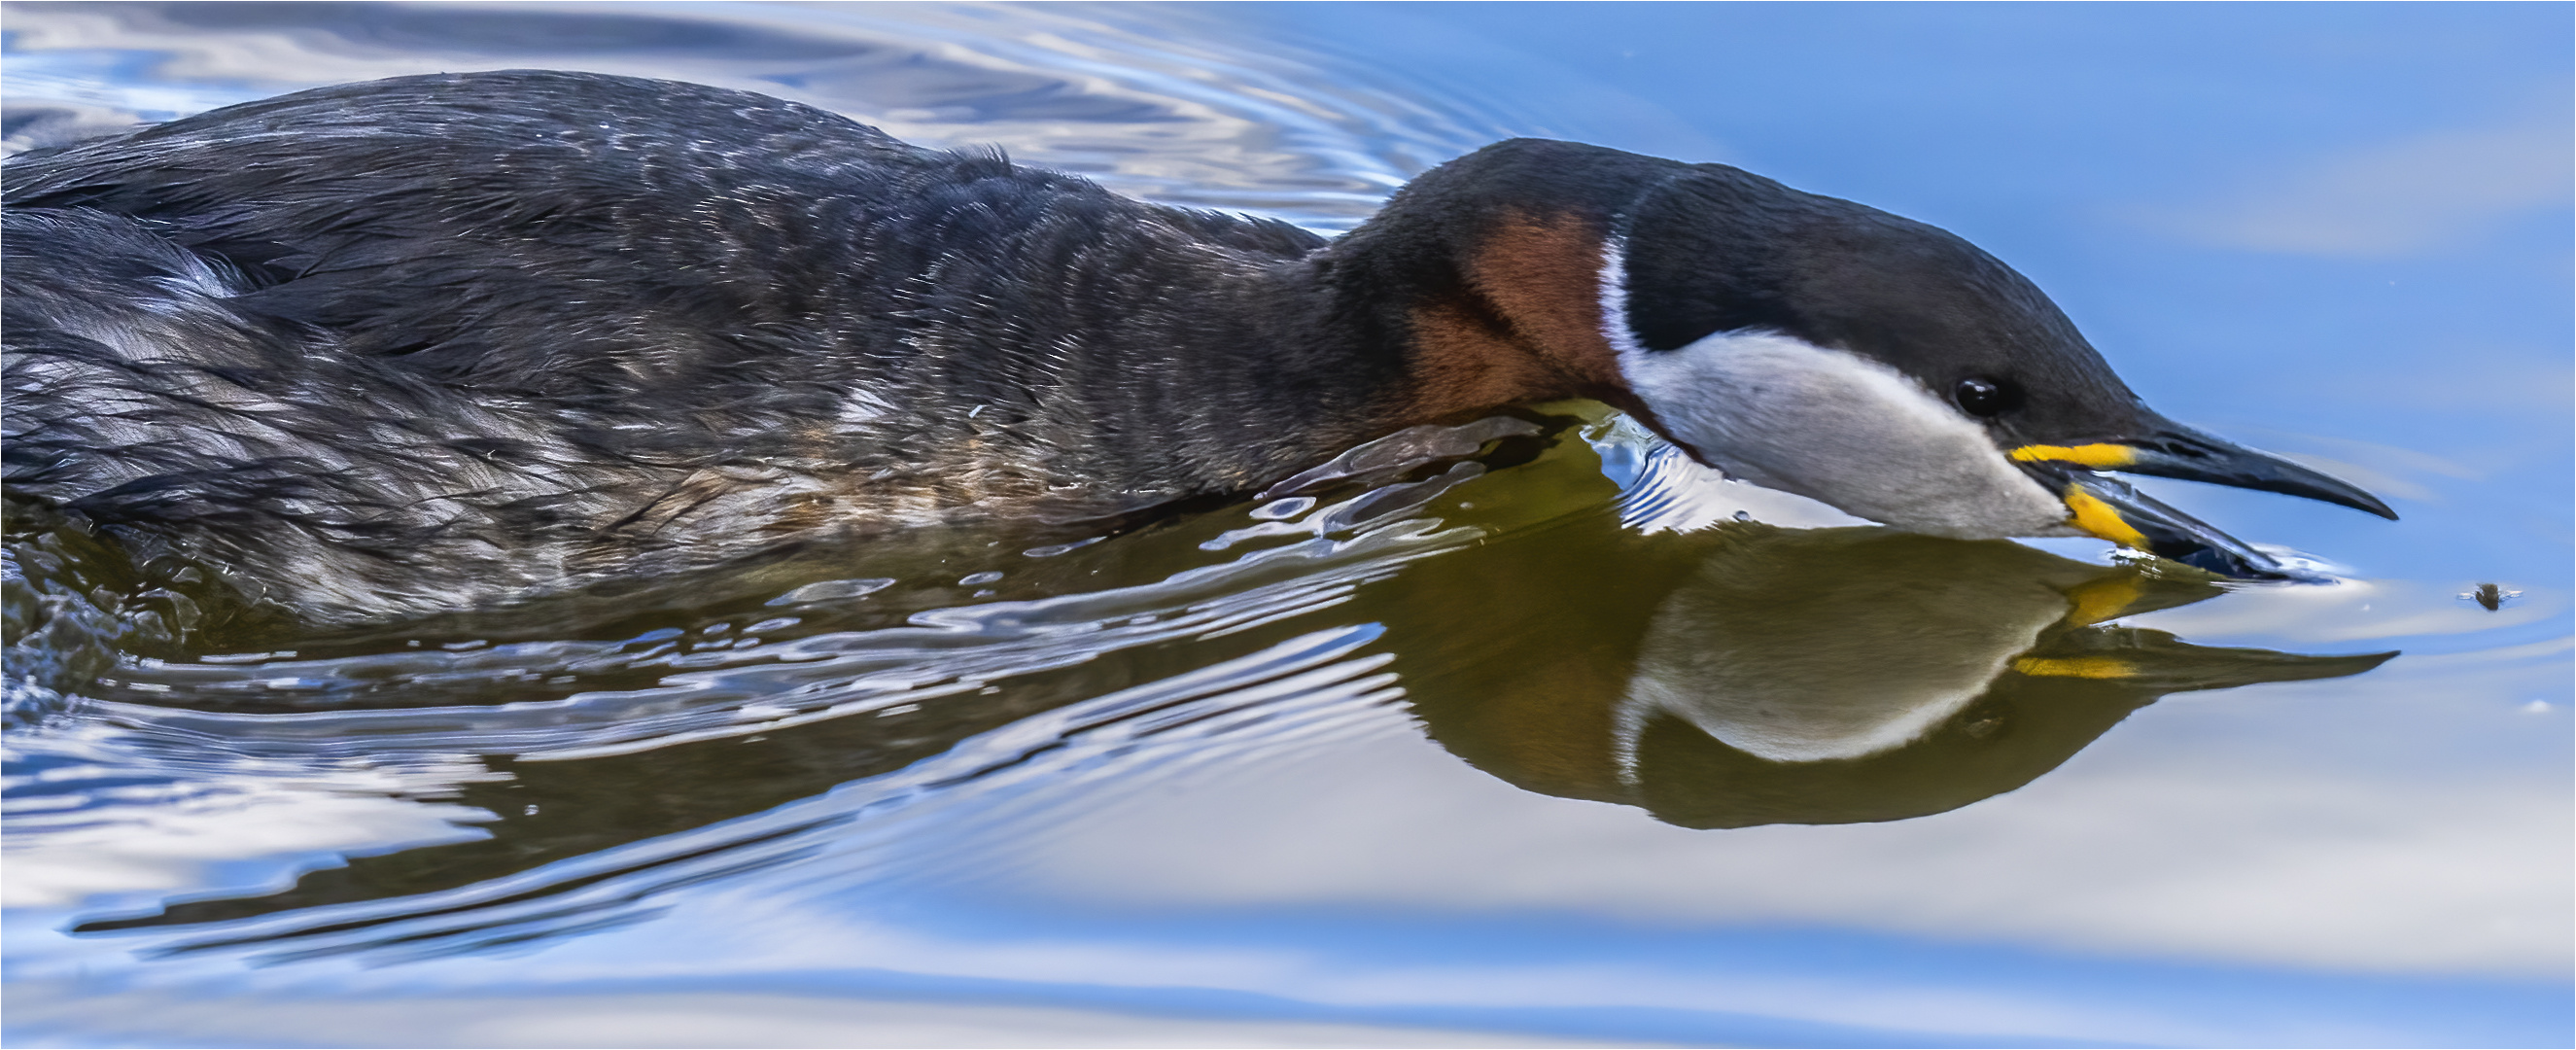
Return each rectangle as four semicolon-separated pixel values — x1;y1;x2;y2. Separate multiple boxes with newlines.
1409;524;2392;829
1631;625;2390;829
1622;532;2086;764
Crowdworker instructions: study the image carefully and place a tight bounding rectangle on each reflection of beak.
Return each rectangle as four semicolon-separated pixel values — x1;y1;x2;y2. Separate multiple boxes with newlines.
2012;422;2396;578
2012;626;2397;691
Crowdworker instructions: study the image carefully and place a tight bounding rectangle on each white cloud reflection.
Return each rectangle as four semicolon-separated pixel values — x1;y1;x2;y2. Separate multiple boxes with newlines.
2136;121;2571;258
1;984;1619;1050
2130;576;2563;647
988;686;2569;980
1;747;500;908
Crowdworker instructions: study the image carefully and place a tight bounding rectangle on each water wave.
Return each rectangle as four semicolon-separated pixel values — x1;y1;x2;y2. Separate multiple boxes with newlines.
5;416;1533;947
0;0;1515;228
60;624;1403;968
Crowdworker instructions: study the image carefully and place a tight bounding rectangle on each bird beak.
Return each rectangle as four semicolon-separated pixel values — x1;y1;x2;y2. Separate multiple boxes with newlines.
2010;421;2396;579
2010;422;2396;519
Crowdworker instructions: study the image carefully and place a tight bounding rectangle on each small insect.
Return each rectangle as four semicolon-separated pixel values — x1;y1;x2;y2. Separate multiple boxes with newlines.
2461;583;2521;612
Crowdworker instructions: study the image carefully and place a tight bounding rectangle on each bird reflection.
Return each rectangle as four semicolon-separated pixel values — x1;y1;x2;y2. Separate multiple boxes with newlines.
71;496;2393;939
1394;519;2395;828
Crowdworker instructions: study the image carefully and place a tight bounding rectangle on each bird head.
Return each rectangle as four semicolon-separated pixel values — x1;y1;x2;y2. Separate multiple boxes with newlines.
1598;163;2393;578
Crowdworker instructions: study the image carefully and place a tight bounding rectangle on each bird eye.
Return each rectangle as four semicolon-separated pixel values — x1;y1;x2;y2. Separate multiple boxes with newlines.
1953;376;2016;417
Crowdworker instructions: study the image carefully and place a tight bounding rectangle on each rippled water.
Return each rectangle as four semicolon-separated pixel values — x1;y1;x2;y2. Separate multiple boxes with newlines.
4;4;2569;1047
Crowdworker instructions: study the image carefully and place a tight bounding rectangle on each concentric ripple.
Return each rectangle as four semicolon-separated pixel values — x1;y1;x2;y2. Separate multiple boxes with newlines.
0;0;1517;228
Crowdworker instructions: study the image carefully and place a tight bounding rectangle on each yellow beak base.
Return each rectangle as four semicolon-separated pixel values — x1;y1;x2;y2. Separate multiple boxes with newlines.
2009;443;2140;470
2063;487;2149;550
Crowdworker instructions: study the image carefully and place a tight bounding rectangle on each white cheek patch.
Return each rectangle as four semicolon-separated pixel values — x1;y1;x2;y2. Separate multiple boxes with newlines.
1596;241;2071;540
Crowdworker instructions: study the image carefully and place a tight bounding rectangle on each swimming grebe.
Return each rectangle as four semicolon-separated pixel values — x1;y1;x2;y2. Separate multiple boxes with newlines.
2;71;2391;624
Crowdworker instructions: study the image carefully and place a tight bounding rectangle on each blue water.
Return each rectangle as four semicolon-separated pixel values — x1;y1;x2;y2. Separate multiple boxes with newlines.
4;3;2568;1046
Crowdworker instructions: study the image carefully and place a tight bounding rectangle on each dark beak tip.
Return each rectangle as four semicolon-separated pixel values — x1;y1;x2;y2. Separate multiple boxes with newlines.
2325;488;2399;521
2126;427;2402;523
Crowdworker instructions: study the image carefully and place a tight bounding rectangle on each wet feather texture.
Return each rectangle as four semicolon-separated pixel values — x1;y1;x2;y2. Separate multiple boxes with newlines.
4;72;1388;621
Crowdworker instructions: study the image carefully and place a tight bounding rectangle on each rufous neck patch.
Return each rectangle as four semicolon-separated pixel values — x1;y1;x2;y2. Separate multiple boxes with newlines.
1399;210;1623;422
1467;211;1623;390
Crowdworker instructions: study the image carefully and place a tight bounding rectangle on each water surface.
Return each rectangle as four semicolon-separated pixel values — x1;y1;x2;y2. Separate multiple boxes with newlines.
4;3;2569;1046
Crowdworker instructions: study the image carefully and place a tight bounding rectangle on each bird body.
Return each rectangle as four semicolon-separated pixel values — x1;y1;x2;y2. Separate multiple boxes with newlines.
1;70;2390;624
